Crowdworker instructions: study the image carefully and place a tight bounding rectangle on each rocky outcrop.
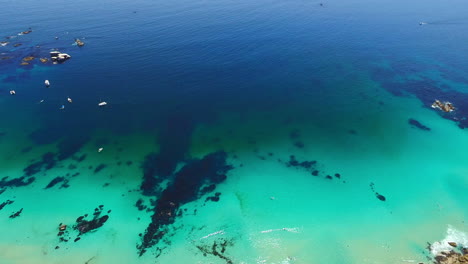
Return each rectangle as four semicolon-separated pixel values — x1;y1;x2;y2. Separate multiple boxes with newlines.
432;100;455;113
75;38;85;47
434;248;468;264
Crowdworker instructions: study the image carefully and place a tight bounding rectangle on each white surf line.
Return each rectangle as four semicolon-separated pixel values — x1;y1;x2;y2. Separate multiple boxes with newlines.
260;227;301;234
200;230;225;240
430;225;468;256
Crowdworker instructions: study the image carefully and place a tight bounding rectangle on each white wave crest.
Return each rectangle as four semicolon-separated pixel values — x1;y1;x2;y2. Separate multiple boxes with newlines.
431;225;468;256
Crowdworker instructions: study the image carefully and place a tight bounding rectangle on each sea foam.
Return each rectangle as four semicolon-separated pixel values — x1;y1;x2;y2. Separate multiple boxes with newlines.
431;226;468;256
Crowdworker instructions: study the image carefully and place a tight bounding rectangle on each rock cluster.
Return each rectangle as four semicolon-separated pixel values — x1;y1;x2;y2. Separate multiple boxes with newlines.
432;100;455;113
433;244;468;264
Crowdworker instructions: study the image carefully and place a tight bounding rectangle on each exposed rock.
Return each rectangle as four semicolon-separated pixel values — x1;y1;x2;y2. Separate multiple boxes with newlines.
449;242;458;247
22;56;35;62
432;100;455;113
21;29;32;34
433;249;468;264
75;38;85;47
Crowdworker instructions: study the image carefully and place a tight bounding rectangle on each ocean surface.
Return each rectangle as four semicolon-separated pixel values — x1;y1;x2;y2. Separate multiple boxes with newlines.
1;0;468;263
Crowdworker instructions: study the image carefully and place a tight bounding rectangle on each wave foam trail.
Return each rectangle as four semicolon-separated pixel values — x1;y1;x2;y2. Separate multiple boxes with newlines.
200;230;224;240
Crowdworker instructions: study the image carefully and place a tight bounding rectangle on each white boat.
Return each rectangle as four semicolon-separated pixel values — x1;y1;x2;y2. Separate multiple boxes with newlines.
67;97;72;103
9;90;16;95
98;101;108;107
98;147;104;153
45;80;50;87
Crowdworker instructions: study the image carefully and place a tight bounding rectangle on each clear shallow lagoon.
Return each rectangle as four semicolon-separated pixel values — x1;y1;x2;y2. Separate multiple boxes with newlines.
1;0;468;263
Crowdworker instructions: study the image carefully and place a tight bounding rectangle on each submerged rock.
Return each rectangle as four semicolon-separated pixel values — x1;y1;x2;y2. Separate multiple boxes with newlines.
45;176;66;189
409;118;431;131
0;200;14;211
0;176;35;188
74;207;110;234
9;208;23;219
375;193;386;201
370;182;387;202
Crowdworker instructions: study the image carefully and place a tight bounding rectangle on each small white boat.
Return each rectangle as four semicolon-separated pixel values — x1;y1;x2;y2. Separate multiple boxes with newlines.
98;147;104;153
45;80;50;87
67;97;72;103
39;99;44;103
98;101;108;107
9;90;16;95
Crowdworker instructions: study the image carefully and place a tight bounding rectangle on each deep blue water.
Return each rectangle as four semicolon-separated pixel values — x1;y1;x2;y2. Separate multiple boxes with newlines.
2;0;468;262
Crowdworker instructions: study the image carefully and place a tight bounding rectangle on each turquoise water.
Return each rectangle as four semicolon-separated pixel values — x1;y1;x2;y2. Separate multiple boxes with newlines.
1;0;468;263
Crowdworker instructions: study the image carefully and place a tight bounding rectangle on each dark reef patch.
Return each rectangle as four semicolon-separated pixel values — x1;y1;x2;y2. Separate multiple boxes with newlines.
294;141;305;149
21;146;33;153
56;206;111;247
289;129;300;139
205;192;221;202
376;193;386;201
408;118;431;131
45;176;66;189
135;199;147;211
195;238;234;264
286;155;316;169
0;200;14;211
0;176;35;188
57;135;89;161
9;208;23;219
138;151;233;256
140;114;195;196
72;154;87;163
281;156;344;182
140;153;162;196
94;164;107;174
23;152;56;176
370;182;386;202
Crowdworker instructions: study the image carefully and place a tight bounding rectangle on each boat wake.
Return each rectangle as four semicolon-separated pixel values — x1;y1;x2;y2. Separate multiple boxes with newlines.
260;227;301;234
